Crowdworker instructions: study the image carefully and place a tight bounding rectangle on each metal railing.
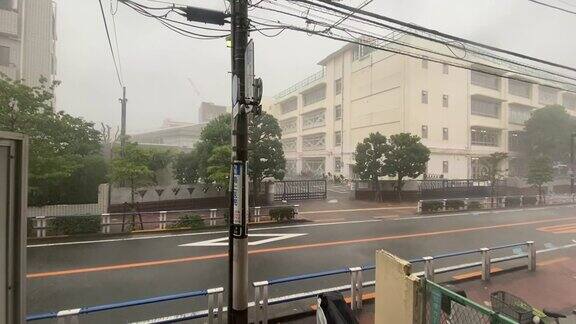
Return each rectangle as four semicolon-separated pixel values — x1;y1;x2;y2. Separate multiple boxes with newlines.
274;70;325;100
417;194;576;213
29;205;300;238
29;241;576;323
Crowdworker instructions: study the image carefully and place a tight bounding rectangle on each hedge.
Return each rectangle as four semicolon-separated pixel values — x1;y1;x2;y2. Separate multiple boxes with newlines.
505;197;521;208
48;215;101;236
170;214;205;229
445;200;465;211
421;201;444;213
468;201;482;210
269;207;296;222
523;196;537;206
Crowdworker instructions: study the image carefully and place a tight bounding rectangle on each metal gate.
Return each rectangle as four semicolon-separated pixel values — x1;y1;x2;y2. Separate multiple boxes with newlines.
274;180;327;201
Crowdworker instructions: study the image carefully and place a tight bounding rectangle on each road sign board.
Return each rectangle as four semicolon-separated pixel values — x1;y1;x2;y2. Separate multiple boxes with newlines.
245;40;254;100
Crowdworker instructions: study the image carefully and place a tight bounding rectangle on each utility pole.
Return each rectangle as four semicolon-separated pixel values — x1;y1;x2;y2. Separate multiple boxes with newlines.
229;0;249;322
571;133;575;196
120;86;127;157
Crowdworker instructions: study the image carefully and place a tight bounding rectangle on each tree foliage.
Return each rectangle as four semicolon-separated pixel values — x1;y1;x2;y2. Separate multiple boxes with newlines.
353;132;389;201
0;76;106;206
173;151;200;185
524;105;576;163
527;155;554;200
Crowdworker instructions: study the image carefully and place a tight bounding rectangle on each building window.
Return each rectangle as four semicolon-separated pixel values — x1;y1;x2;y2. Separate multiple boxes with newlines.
443;64;449;74
334;157;342;172
421;90;428;104
302;86;326;106
302;109;326;130
334;131;342;146
279;117;298;134
563;93;576;110
353;44;375;60
280;98;297;114
422;58;428;69
302;157;325;177
442;161;449;174
334;104;342;120
302;133;326;151
471;127;500;147
282;138;297;152
0;46;9;67
508;79;531;98
334;78;342;95
471;97;500;118
508;104;532;125
442;94;449;108
538;86;558;105
421;125;428;139
471;71;500;90
508;131;525;152
442;128;449;140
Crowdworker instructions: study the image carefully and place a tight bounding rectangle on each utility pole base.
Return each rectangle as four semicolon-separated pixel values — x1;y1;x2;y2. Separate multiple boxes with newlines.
229;309;248;324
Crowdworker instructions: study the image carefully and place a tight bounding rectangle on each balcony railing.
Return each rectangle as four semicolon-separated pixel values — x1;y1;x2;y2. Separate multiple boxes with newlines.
274;70;325;100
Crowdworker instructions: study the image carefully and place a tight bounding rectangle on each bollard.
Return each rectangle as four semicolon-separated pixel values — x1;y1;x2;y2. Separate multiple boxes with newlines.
501;196;507;208
417;200;422;213
293;204;299;219
464;198;469;210
481;248;491;281
520;195;524;207
158;211;167;230
536;195;540;205
207;287;224;324
254;206;261;223
349;267;363;310
56;308;81;324
254;281;269;324
442;199;447;212
423;256;434;281
209;209;218;226
101;213;111;234
527;241;536;271
484;197;490;209
36;216;47;238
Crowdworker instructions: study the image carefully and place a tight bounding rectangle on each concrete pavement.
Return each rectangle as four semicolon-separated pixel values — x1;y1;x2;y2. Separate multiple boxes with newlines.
27;204;576;323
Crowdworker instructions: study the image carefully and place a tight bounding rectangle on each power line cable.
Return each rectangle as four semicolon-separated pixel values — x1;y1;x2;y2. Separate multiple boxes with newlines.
110;1;124;82
526;0;576;14
291;0;576;73
98;0;124;87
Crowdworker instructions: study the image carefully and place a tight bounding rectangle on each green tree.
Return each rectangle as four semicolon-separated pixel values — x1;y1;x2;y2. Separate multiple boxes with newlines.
195;114;231;180
0;76;105;206
384;133;430;201
526;156;554;203
248;112;286;204
479;152;508;206
173;150;200;185
109;142;154;204
353;132;389;201
207;145;232;187
524;105;576;163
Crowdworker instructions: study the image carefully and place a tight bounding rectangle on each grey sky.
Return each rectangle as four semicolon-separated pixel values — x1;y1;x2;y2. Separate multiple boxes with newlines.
54;0;575;133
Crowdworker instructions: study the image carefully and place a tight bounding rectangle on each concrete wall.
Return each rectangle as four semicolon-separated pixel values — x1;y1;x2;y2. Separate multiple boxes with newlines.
375;250;423;324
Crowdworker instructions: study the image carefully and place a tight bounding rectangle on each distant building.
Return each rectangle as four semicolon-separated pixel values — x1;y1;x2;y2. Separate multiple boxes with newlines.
198;102;227;123
0;0;56;87
267;35;576;179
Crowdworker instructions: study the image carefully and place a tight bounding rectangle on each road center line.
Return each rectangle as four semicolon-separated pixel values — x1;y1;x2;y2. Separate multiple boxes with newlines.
27;215;576;279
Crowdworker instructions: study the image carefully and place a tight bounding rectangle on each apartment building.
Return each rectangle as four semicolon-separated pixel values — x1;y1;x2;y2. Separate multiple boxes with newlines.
0;0;56;87
267;35;576;179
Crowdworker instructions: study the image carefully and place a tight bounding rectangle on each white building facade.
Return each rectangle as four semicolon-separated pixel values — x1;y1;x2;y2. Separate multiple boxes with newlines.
0;0;56;87
267;36;576;179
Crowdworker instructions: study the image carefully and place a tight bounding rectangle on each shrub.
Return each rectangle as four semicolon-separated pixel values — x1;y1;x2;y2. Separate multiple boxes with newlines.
505;197;521;208
269;207;295;222
445;200;465;211
48;215;101;236
421;201;444;213
170;214;205;229
523;196;537;206
467;201;482;210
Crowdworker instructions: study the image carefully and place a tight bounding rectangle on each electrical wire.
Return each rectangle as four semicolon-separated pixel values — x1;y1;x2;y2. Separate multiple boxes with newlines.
98;0;124;87
526;0;576;14
110;1;124;83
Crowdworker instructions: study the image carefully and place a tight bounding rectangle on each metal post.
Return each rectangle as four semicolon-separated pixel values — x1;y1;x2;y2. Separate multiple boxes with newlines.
101;213;111;234
520;195;523;207
349;267;363;310
35;216;46;238
571;133;575;197
210;209;218;226
417;200;422;213
527;241;536;271
502;196;506;208
56;309;81;324
481;248;491;281
207;287;224;324
464;198;469;210
254;206;261;222
120;86;127;158
253;281;269;323
423;256;434;281
229;0;250;321
442;199;447;212
158;211;167;230
293;204;299;219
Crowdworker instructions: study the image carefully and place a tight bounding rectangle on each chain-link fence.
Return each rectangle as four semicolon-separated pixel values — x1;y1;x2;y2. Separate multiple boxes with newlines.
423;279;518;324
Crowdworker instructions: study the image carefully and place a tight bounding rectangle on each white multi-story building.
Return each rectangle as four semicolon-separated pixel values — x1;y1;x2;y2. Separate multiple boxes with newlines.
0;0;56;87
267;35;576;179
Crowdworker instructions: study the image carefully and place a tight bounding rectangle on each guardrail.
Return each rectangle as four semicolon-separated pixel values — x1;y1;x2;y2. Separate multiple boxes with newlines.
29;205;300;238
29;240;576;323
417;194;576;214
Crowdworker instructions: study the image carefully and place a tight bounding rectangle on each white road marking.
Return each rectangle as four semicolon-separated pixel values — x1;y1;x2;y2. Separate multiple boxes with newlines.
27;219;381;248
373;215;399;219
179;233;307;247
299;206;415;214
